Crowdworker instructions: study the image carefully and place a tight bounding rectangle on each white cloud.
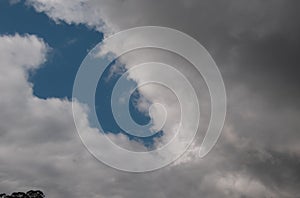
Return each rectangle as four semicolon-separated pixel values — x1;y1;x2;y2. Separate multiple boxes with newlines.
25;0;112;34
0;34;145;197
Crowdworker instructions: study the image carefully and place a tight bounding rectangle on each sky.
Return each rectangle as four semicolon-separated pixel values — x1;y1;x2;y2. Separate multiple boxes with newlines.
0;0;158;146
0;0;300;197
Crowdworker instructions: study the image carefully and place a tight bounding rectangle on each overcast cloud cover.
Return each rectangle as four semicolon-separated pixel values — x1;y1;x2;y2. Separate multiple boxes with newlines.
1;0;300;197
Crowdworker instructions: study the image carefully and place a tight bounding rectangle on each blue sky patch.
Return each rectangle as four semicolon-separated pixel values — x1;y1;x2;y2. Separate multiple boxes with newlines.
0;0;161;148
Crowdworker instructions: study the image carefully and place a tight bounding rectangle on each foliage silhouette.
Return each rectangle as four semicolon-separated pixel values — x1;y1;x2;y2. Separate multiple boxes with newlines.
0;190;44;198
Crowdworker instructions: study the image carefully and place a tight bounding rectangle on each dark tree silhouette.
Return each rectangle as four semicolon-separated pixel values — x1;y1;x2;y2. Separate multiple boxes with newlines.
0;191;44;198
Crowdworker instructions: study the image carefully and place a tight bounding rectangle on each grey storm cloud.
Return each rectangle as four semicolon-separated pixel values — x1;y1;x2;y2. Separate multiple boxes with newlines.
1;0;300;197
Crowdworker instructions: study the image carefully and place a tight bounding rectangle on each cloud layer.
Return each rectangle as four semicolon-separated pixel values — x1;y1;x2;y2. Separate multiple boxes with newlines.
1;0;300;197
